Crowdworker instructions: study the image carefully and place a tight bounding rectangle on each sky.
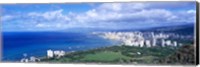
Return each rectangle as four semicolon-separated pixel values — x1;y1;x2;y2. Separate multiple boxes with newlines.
0;2;196;32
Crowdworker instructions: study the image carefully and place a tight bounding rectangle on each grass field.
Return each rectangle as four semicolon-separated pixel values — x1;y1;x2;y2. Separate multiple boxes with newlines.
80;51;131;62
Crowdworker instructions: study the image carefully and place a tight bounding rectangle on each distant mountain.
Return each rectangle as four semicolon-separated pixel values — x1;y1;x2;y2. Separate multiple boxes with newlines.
61;27;117;33
103;23;195;35
60;23;195;35
140;23;194;35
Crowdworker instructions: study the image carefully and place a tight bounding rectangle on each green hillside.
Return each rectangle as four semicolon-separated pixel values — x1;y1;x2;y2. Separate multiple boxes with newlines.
40;45;192;64
158;44;196;65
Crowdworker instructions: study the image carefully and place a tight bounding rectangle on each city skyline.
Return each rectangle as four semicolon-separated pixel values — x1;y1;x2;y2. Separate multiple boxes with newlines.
1;2;196;32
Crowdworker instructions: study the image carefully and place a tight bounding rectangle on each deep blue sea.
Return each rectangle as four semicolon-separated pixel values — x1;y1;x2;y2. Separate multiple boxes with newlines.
2;32;118;62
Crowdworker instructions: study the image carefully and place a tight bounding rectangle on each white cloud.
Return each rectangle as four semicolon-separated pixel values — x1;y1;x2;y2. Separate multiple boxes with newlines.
97;3;146;12
36;23;46;28
2;2;196;31
68;3;193;29
187;10;196;14
78;3;193;23
31;3;196;29
28;9;70;21
1;15;15;21
25;9;72;29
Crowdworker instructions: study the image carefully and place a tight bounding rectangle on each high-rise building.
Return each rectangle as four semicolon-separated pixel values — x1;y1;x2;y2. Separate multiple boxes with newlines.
47;50;54;58
145;40;151;47
151;32;154;37
139;40;145;47
173;41;177;47
166;40;172;46
152;38;157;47
59;51;65;57
161;39;165;47
124;40;132;46
54;50;61;57
133;41;140;47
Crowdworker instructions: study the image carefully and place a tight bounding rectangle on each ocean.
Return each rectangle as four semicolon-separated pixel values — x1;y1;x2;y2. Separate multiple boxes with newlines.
2;32;117;62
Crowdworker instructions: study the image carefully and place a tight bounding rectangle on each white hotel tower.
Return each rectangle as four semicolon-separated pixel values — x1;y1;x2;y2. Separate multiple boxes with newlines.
47;50;54;58
145;40;151;47
161;39;165;47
